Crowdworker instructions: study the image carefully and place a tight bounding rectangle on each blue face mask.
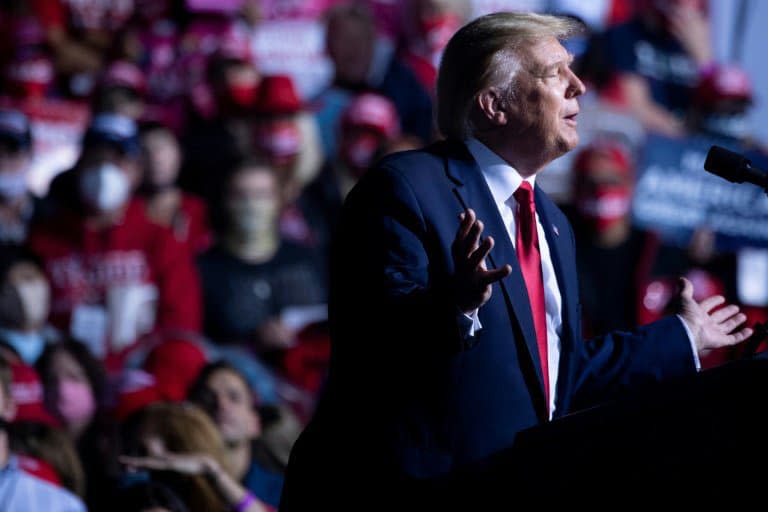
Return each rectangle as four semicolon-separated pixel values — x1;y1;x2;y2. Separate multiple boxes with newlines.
0;329;46;364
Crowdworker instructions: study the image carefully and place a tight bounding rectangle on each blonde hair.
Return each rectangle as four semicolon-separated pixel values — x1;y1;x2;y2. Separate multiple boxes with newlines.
138;402;232;512
436;12;581;140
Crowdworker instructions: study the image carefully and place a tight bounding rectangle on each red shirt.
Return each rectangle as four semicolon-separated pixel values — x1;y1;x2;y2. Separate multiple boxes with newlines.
28;199;202;367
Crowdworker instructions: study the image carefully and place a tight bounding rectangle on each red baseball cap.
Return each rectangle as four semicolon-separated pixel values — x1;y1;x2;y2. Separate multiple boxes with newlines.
572;139;633;177
143;339;208;402
9;362;59;427
342;93;400;139
255;75;302;115
102;60;147;95
113;368;162;421
695;64;753;105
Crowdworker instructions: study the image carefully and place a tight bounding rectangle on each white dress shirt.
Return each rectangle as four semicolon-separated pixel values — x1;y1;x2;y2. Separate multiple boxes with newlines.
465;138;563;417
463;138;700;419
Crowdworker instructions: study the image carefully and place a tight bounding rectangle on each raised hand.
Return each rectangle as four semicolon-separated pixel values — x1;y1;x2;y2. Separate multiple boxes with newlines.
451;209;512;314
676;277;753;355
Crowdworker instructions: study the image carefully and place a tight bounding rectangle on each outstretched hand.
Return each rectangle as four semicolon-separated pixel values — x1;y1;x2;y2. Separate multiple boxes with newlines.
676;277;753;355
452;209;512;314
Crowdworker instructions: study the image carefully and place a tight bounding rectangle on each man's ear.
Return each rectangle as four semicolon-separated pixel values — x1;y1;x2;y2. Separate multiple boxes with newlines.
476;88;508;126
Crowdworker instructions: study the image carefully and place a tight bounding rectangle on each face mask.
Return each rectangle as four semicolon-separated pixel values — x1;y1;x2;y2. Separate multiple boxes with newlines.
255;121;301;167
576;187;632;232
0;328;45;364
227;83;259;109
341;132;381;176
79;162;131;213
56;379;96;426
228;197;279;237
15;279;50;328
0;170;29;200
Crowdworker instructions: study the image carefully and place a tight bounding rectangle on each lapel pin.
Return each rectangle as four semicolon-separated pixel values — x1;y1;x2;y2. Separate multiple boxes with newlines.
553;225;560;237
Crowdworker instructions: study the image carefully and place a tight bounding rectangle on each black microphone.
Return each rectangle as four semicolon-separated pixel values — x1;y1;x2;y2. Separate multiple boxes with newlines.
704;145;768;189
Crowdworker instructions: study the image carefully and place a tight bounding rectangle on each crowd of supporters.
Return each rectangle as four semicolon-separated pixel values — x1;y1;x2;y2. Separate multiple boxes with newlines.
0;0;766;510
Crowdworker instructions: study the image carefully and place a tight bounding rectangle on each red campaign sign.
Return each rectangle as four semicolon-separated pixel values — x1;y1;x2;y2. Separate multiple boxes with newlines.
0;96;91;197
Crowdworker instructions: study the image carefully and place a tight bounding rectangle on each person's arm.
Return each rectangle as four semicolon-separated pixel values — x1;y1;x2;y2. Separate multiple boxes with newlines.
154;228;203;334
615;74;686;137
336;165;509;356
120;453;271;512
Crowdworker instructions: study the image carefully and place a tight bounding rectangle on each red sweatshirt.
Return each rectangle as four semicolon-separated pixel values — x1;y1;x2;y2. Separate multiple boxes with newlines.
28;199;202;368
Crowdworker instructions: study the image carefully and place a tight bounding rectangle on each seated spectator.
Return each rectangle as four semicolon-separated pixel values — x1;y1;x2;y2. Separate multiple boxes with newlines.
0;355;87;511
598;0;713;136
35;339;120;510
299;92;401;266
568;139;660;337
188;362;285;509
9;420;86;499
315;3;433;157
399;0;469;92
119;401;272;512
93;60;147;121
139;122;212;255
198;157;326;353
0;109;40;244
688;63;758;145
253;75;324;206
31;0;134;98
30;113;202;368
0;246;56;365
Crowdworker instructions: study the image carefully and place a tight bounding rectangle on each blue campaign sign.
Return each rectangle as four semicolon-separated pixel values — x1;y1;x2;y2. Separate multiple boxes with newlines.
632;133;768;250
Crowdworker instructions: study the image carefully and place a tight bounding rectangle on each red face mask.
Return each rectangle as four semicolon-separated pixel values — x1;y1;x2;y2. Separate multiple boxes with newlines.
341;132;381;177
255;121;301;167
576;186;632;232
227;83;259;109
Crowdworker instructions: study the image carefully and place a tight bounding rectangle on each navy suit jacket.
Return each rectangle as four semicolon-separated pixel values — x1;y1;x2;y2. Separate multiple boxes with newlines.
281;140;696;508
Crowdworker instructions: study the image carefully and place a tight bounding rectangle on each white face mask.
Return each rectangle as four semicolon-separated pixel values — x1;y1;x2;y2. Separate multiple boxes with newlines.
16;279;50;328
0;328;46;364
0;169;29;200
79;162;131;213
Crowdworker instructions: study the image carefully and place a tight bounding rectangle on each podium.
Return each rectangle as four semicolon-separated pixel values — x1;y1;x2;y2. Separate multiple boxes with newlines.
506;354;768;506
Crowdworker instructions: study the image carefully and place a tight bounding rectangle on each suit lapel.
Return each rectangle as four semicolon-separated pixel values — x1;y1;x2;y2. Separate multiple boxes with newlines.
441;142;547;403
534;188;576;340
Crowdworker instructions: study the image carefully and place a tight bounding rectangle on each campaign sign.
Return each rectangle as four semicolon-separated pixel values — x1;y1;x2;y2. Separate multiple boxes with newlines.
632;133;768;250
0;97;90;197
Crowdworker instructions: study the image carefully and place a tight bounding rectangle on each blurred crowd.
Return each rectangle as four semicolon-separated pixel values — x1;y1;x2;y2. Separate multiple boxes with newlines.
0;0;766;511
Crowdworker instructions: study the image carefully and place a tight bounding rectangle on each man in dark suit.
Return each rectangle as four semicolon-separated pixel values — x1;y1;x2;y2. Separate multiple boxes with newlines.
280;12;752;509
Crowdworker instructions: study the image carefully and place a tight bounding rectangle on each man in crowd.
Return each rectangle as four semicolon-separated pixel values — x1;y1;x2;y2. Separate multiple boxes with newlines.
29;113;201;370
281;12;752;509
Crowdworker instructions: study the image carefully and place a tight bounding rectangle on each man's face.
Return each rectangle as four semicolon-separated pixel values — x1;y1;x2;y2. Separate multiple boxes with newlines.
327;17;374;86
501;37;585;161
206;369;260;444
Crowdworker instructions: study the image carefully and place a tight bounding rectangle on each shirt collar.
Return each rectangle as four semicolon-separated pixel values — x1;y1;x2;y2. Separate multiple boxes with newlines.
465;137;536;211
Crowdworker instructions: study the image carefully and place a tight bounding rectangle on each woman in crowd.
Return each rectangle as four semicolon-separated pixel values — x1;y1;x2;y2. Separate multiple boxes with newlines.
120;401;273;512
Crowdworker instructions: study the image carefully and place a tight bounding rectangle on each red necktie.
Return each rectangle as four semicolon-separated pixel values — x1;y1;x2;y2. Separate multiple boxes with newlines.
513;182;549;408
